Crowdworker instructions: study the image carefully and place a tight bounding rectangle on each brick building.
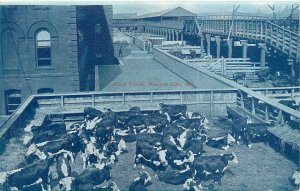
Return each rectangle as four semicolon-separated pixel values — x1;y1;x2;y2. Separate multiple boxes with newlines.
0;5;114;115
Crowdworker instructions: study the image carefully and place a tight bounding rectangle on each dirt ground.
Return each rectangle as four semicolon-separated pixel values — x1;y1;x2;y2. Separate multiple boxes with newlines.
0;116;297;191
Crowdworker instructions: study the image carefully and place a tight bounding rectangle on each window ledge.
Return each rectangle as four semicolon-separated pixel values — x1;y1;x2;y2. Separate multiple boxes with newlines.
37;66;55;70
3;68;21;71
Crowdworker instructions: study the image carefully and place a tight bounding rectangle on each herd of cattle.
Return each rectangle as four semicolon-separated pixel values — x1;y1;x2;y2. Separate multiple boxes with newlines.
0;103;299;191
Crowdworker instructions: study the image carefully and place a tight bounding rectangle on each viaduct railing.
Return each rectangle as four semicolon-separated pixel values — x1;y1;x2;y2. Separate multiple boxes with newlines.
197;18;299;60
145;20;185;30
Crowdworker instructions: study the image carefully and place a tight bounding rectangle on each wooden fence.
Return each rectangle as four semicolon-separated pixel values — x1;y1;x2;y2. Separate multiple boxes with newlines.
153;47;300;126
34;89;237;118
185;57;263;80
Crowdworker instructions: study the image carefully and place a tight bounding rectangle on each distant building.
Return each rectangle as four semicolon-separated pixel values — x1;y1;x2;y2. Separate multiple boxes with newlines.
113;7;196;40
0;5;114;115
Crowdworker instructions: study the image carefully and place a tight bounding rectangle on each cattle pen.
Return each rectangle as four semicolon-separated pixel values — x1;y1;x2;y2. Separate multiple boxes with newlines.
0;81;299;190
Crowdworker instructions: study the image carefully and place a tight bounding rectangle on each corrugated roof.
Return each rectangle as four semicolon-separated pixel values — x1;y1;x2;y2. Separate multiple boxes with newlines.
113;13;137;20
137;7;196;19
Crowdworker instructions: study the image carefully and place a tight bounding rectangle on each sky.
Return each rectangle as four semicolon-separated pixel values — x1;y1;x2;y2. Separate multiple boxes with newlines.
112;1;300;15
0;0;298;16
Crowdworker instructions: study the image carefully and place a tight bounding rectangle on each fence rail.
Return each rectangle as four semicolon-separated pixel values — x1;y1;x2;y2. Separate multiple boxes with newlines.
183;57;263;80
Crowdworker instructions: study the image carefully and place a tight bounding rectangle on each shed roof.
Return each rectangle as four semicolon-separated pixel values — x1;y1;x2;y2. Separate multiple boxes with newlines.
137;7;196;19
113;13;137;20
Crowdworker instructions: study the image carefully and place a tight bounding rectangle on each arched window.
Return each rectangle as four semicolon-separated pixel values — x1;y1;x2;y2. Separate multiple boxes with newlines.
5;89;21;115
37;88;54;94
36;30;51;67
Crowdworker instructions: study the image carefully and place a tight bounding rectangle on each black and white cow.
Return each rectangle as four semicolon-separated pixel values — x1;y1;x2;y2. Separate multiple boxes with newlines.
129;172;152;191
289;169;300;188
93;181;120;191
193;153;238;184
183;178;202;191
56;153;72;179
135;141;167;171
206;134;236;150
0;159;52;190
26;132;80;163
159;103;188;122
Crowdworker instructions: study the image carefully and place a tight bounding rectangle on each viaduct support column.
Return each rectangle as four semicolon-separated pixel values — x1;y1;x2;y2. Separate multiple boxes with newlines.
172;30;175;41
169;30;172;41
241;40;248;58
259;43;267;70
215;36;221;58
200;35;204;54
227;39;233;58
176;31;179;41
164;30;168;40
205;34;211;56
288;59;295;77
181;32;184;41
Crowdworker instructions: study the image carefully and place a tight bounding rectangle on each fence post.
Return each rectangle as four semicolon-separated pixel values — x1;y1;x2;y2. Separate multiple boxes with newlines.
180;91;183;104
122;93;125;104
265;105;269;122
210;91;214;117
60;96;64;107
275;110;283;126
150;92;153;105
291;88;295;99
92;94;95;106
251;97;255;114
240;92;245;108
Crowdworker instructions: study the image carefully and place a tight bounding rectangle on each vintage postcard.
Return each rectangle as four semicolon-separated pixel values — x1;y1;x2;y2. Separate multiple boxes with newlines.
0;1;299;190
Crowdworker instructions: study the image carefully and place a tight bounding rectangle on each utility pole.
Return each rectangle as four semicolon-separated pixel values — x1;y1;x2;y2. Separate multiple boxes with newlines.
227;5;240;40
267;4;276;20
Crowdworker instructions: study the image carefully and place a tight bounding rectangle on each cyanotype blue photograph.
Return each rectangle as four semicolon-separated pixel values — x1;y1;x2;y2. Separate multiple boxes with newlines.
0;1;299;190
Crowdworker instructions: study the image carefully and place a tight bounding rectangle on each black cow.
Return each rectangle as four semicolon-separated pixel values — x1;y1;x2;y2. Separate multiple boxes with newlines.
158;166;193;185
137;133;162;145
256;69;270;82
128;106;142;115
183;138;206;156
3;159;51;190
193;153;238;184
84;107;104;119
173;118;202;131
233;72;246;84
242;124;269;148
67;166;111;191
206;134;236;150
278;100;299;123
32;122;67;137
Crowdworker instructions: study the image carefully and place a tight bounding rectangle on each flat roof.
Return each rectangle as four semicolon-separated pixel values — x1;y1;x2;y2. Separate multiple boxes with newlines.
97;57;197;92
